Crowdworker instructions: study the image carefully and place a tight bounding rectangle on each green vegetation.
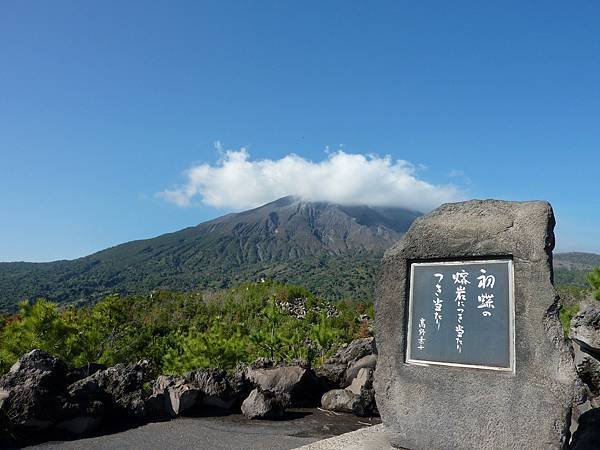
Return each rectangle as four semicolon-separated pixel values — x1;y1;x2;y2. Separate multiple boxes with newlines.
559;303;580;338
0;281;372;375
588;268;600;300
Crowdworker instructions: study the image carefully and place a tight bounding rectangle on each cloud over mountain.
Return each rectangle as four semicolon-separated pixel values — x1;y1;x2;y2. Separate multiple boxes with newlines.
158;148;463;212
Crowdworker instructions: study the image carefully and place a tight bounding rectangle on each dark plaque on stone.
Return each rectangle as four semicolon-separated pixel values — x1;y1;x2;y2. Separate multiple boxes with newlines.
374;200;580;450
406;260;514;371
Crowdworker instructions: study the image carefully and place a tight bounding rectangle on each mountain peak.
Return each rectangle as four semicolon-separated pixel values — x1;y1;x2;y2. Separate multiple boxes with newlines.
0;198;422;310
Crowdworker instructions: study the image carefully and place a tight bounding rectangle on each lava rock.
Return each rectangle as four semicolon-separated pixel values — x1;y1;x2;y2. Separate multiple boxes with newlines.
346;367;373;395
65;363;106;385
571;304;600;354
241;387;289;419
315;363;347;391
186;368;250;410
571;408;600;450
322;368;378;417
0;349;68;432
320;389;355;413
326;337;376;366
351;388;378;417
246;364;322;407
69;361;149;419
317;337;377;390
146;375;201;418
345;354;377;386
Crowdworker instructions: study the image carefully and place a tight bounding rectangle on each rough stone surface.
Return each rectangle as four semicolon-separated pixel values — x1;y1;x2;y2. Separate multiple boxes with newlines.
316;338;377;391
65;363;106;385
69;361;148;419
571;303;600;354
326;337;376;366
240;387;289;419
186;368;249;410
0;349;68;431
321;389;355;413
351;387;377;417
572;341;600;404
246;365;322;407
374;200;580;449
570;408;600;450
147;375;201;418
345;355;377;386
347;367;373;395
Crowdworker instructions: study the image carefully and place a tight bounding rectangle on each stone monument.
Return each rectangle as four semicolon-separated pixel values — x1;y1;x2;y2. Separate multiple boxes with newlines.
374;200;579;449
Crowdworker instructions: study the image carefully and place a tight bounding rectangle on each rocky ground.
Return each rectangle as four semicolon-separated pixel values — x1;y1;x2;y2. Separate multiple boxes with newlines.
9;305;600;450
0;338;378;448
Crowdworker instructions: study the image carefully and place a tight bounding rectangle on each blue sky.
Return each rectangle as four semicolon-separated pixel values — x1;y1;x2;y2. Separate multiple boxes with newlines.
1;1;599;262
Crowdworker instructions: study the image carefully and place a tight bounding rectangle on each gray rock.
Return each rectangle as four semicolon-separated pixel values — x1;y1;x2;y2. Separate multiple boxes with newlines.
65;363;106;385
345;355;377;386
241;387;289;419
317;338;377;390
147;375;200;417
573;340;600;402
374;200;580;449
69;361;148;419
246;365;322;407
571;408;600;450
55;400;104;435
326;337;376;366
56;415;103;435
186;368;249;410
351;388;378;417
0;349;68;432
571;303;600;354
315;363;347;391
321;389;355;413
347;368;373;395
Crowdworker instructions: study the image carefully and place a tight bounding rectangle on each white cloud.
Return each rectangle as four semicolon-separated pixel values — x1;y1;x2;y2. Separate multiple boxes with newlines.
158;148;464;212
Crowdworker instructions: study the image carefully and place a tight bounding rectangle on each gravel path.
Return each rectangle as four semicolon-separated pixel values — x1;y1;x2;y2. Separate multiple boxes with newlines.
28;409;381;450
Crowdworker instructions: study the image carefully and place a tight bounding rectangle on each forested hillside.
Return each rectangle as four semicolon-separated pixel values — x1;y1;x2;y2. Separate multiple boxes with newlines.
0;197;418;311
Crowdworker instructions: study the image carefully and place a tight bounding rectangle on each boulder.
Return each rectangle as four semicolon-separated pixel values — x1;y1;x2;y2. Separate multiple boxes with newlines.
347;367;373;395
65;363;106;385
245;364;322;407
345;354;377;386
0;350;68;432
573;341;600;405
317;338;377;390
336;368;378;417
351;388;378;417
571;408;600;450
241;387;289;420
146;375;201;418
55;400;104;435
326;337;376;365
374;200;579;449
320;389;355;413
68;361;148;419
186;368;249;410
571;304;600;354
315;363;347;391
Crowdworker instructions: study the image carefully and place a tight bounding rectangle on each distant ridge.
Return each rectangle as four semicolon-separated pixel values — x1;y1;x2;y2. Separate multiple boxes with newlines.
553;252;600;286
0;197;420;311
0;198;596;312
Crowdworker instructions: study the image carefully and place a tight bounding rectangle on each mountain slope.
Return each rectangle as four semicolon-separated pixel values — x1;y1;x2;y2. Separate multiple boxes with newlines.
554;252;600;286
0;197;420;311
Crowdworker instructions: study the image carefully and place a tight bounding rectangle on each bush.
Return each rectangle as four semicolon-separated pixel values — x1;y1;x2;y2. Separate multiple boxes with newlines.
559;303;580;339
0;281;372;375
588;268;600;301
